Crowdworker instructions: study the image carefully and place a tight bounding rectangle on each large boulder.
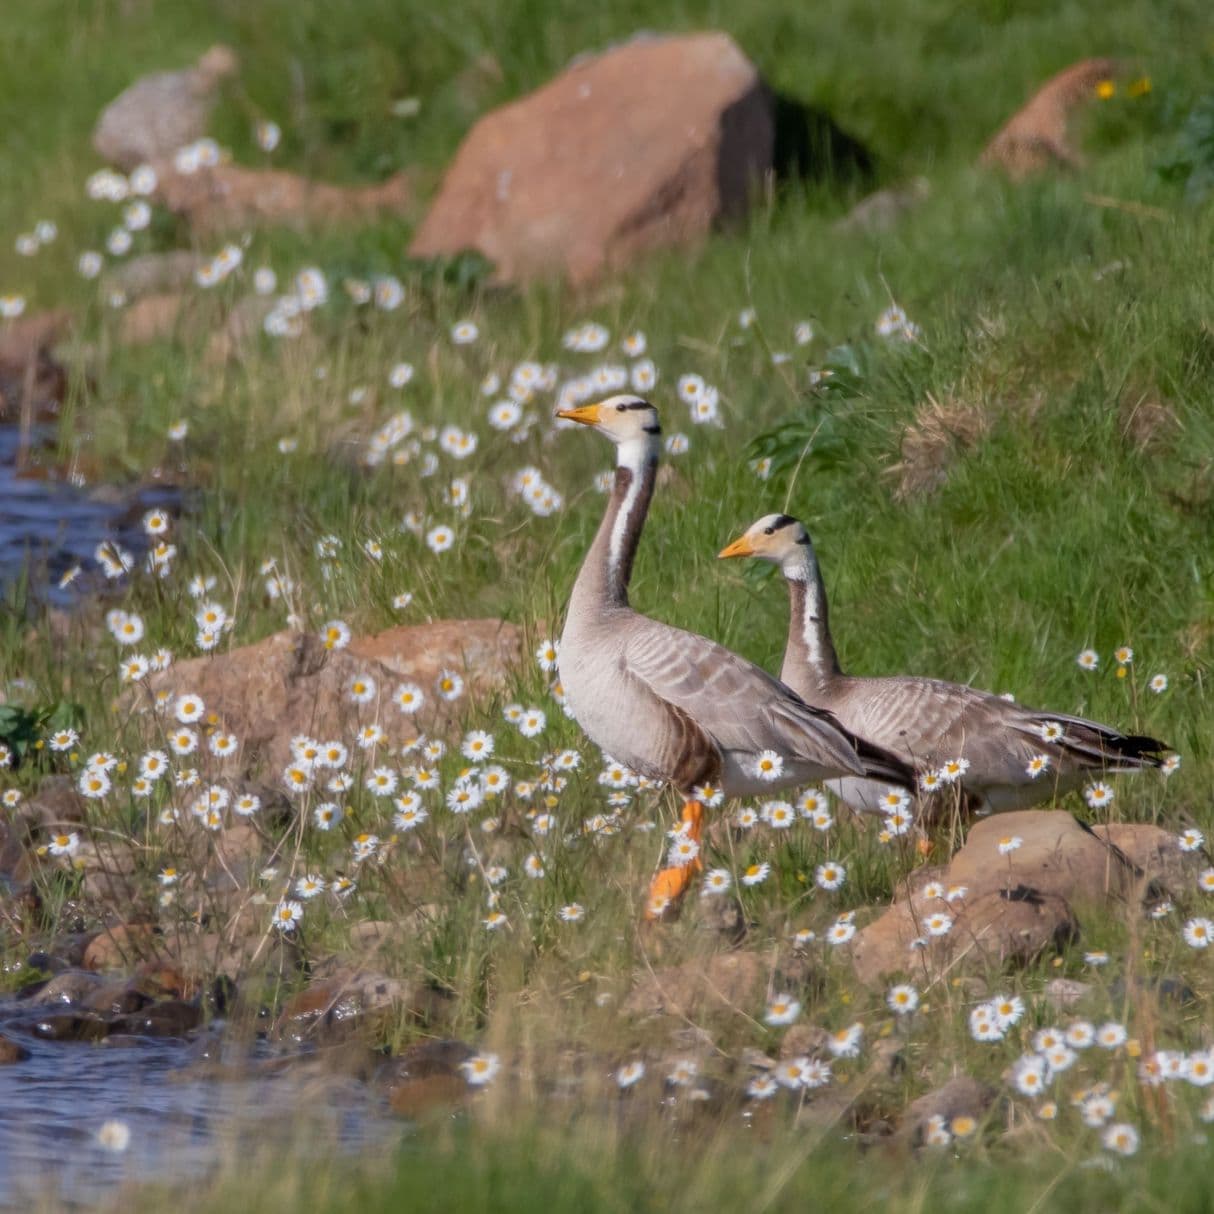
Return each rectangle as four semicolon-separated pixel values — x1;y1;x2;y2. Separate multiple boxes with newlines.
851;885;1079;987
135;620;522;776
410;32;773;285
950;812;1135;906
849;811;1134;986
92;45;238;170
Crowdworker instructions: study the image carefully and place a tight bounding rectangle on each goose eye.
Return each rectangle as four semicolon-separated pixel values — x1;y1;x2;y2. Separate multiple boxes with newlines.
763;526;774;536
615;403;627;412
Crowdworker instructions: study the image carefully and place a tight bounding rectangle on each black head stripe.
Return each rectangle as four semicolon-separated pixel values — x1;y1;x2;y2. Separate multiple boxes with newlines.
642;423;661;434
616;399;652;411
772;515;798;530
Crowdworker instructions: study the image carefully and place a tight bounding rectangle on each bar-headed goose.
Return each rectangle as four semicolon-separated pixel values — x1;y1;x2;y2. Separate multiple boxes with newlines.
556;398;913;917
718;512;1169;814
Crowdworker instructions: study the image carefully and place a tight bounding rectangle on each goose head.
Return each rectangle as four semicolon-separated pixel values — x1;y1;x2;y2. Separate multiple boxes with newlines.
557;395;660;448
718;513;812;567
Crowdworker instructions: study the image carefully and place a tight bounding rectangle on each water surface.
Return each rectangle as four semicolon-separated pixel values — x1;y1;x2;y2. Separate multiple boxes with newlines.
0;999;402;1209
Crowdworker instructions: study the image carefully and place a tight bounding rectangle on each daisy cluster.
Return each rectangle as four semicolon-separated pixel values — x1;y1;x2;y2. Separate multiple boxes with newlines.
0;140;1198;1172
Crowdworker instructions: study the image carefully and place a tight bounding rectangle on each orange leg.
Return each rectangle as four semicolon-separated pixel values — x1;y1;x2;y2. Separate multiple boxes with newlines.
644;800;704;921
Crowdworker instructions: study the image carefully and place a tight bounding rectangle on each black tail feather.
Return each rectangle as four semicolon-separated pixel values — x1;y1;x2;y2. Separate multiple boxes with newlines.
853;735;917;790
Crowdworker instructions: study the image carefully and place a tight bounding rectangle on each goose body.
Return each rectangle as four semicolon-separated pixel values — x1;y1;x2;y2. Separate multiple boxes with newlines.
719;514;1169;814
556;399;913;912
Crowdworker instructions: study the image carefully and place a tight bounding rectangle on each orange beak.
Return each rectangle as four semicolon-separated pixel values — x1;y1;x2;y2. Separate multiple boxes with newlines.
556;403;602;426
717;534;755;559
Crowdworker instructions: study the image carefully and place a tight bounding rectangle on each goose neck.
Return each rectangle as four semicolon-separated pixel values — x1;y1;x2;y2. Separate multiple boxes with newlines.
782;546;842;686
570;436;658;614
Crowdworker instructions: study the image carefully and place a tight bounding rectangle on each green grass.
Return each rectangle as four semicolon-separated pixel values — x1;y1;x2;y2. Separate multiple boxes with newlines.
3;1;1214;1211
122;1112;1214;1214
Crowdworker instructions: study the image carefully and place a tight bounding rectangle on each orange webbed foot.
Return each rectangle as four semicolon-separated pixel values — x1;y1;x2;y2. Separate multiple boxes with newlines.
643;800;705;922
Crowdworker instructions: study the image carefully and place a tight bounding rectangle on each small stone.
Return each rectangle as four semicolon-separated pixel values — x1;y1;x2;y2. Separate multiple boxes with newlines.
623;950;766;1018
28;1012;110;1042
275;970;421;1044
897;1076;996;1147
28;969;105;1006
92;45;238;170
1043;978;1093;1011
0;1034;31;1064
981;58;1120;178
107;999;201;1038
152;164;413;234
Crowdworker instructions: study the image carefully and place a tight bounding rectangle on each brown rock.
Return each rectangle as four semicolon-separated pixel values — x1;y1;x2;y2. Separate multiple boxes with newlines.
204;295;276;364
0;309;72;368
410;32;773;285
381;1039;476;1118
344;919;407;957
951;812;1135;906
1093;822;1195;899
1043;977;1093;1011
105;251;206;299
0;310;71;423
954;886;1080;969
851;886;1078;986
117;293;187;345
74;838;140;908
82;981;151;1017
21;774;87;831
108;999;201;1038
347;618;523;702
162;915;300;987
275;970;415;1043
29;969;105;1005
0;1034;30;1064
83;924;161;972
0;819;28;883
152;163;412;234
136;621;521;776
981;59;1120;179
210;822;265;885
897;1075;995;1146
834;178;930;235
623;950;766;1018
28;1011;110;1042
92;45;238;170
777;1023;831;1060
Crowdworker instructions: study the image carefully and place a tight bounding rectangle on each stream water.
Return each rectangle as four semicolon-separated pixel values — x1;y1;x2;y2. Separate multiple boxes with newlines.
0;426;382;1208
0;426;179;607
0;998;403;1209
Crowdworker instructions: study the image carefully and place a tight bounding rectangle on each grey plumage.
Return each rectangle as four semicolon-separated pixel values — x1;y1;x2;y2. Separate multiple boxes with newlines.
721;512;1169;813
556;398;913;801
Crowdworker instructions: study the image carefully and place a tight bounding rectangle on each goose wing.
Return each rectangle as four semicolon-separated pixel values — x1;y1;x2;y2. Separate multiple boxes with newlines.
828;675;1166;779
622;618;906;782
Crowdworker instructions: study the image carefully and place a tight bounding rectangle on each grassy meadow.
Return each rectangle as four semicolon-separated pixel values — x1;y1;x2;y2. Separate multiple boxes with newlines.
2;0;1214;1210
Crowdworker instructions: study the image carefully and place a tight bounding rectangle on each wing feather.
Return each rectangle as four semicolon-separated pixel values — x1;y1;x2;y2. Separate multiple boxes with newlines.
622;619;883;778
